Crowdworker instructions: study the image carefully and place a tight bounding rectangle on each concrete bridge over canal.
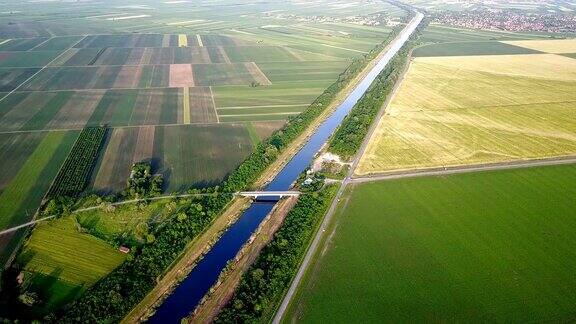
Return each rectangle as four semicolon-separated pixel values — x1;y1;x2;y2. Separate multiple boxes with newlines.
236;191;301;198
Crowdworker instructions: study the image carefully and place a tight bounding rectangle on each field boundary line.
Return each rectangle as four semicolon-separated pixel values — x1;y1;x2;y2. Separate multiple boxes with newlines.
246;62;272;85
217;104;309;110
319;43;367;53
351;155;576;183
0;35;88;104
209;86;220;123
0;39;11;46
28;37;53;51
218;112;299;117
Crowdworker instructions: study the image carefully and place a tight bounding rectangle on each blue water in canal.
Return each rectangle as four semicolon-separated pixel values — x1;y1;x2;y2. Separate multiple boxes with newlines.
148;13;423;323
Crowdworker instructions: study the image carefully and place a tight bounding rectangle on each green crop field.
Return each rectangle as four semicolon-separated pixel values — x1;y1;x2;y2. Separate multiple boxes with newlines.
413;41;541;57
287;164;576;323
419;25;550;44
16;216;126;311
358;42;576;175
0;131;78;264
90;123;254;193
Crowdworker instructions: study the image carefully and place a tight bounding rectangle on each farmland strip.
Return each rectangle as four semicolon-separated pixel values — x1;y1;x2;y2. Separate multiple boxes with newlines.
178;34;188;47
218;46;231;63
132;125;155;163
0;35;87;104
182;87;191;124
197;34;204;47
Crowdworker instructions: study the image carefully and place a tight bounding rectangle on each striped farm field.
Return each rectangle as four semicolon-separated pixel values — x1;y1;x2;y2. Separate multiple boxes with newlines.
18;63;271;91
32;36;84;51
214;80;333;107
287;164;576;323
0;88;185;131
192;62;270;86
0;51;62;67
90;123;253;193
18;216;126;285
358;50;576;175
53;47;214;66
413;41;541;57
0;68;40;91
16;216;126;310
258;61;348;83
0;131;78;264
0;38;50;51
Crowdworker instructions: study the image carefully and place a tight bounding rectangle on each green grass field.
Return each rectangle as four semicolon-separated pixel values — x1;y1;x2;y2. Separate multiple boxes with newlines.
0;131;77;264
413;41;541;57
17;216;126;311
0;131;78;230
287;164;576;323
75;200;174;244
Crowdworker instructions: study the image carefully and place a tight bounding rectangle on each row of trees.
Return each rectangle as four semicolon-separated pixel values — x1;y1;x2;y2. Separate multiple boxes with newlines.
328;21;427;159
42;16;415;323
46;126;107;199
215;185;338;323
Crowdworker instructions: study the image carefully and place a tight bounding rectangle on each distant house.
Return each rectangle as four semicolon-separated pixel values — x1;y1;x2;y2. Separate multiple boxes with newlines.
119;246;130;254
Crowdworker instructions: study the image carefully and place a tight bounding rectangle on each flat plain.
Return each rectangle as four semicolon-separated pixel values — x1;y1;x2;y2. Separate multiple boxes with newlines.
0;0;407;315
357;40;576;175
0;0;401;231
286;164;576;323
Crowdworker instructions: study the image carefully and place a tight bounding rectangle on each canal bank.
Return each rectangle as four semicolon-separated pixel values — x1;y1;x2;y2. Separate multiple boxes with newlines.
147;12;424;323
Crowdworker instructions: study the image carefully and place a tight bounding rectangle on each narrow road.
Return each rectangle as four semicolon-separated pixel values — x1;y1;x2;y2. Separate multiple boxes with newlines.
272;11;424;323
350;155;576;184
0;191;304;236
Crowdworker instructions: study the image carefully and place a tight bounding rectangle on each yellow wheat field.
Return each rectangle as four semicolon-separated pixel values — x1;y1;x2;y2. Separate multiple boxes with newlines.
357;53;576;175
502;39;576;54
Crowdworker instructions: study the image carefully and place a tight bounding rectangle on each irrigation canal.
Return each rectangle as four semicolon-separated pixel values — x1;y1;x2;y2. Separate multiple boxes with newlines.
147;12;424;323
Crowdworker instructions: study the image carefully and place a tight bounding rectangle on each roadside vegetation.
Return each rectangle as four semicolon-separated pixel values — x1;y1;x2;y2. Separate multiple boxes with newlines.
215;184;338;323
